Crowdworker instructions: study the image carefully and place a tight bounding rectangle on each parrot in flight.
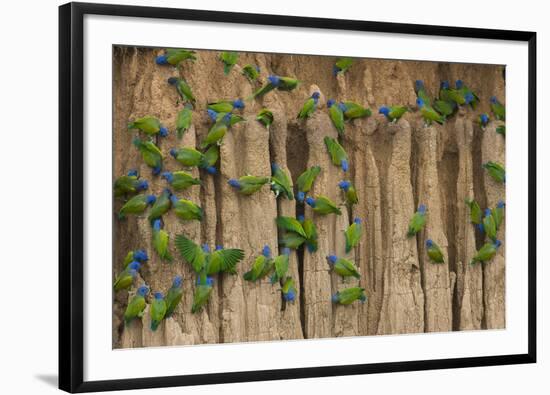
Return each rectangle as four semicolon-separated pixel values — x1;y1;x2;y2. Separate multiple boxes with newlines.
192;276;214;313
164;275;184;317
128;116;168;137
219;51;238;75
333;58;354;75
248;75;299;100
465;198;483;232
338;180;358;206
407;204;427;237
332;287;366;305
417;98;445;125
324;136;349;172
244;245;274;282
228;175;270;195
378;105;408;123
169;146;219;175
167;77;196;104
200;112;233;149
147;188;172;222
208;99;245;113
455;80;480;109
296;166;321;203
327;99;345;136
133;138;163;175
425;239;445;263
326;255;360;280
152;219;172;262
256;108;274;129
114;170;148;198
118;194;156;220
150;292;167;331
477;113;490;128
482;208;497;242
270;248;291;284
471;240;502;265
170;194;203;221
297;92;320;119
271;163;294;200
276;215;318;252
124;285;149;325
483;161;505;184
281;277;297;302
305;195;342;215
414;80;432;106
175;235;244;274
161;171;201;191
176;104;193;139
242;64;260;81
345;217;362;253
490;96;505;121
114;261;141;291
341;101;371;121
155;48;196;67
122;249;148;269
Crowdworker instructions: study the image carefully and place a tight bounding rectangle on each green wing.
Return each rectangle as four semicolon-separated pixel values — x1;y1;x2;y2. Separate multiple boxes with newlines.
296;166;321;193
329;105;345;135
342;101;371;119
165;287;183;317
124;295;146;325
220;51;238;74
335;58;353;73
150;299;167;331
191;284;213;313
427;244;445;263
271;253;289;283
176;106;193;139
407;212;426;237
213;248;245;274
297;97;316;119
276;216;307;237
280;233;306;249
471;243;497;264
465;199;482;224
256;108;274;128
175;235;205;272
345;222;361;253
324;136;348;166
271;166;294;200
153;228;172;261
433;100;455;117
244;255;267;282
302;219;318;252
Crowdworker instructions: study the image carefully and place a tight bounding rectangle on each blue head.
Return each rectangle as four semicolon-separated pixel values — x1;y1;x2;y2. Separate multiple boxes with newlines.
161;171;173;183
326;255;338;265
283;289;296;302
297;214;305;223
215;245;223;251
232;99;245;109
331;293;339;303
169;148;178;158
497;200;505;209
490;96;498;104
154;292;164;300
137;180;148;191
484;208;492;217
137;285;149;297
354;217;362;225
338;102;348;112
128;261;141;271
127;169;138;177
152;166;161;176
228;178;241;189
455;79;464;89
327;99;335;108
153;219;161;231
305;197;316;208
282;247;290;256
201;244;210;253
415;80;424;90
296;191;305;203
378;106;390;116
338;180;351;191
268;75;281;86
332;65;340;76
494;240;502;248
134;249;148;262
167;77;178;86
271;163;280;173
256;65;260;72
311;92;320;102
464;93;474;104
163;188;172;196
155;54;168;65
222;112;232;124
426;239;434;248
418;204;427;215
480;113;489;125
416;98;425;108
159;126;168;137
341;159;349;172
205;166;217;175
170;194;179;205
207;109;219;122
262;245;271;258
440;80;450;90
173;275;183;288
146;195;156;205
197;276;214;286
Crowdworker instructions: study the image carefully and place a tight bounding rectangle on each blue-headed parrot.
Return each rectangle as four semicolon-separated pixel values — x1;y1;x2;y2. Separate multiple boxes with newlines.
150;292;167;331
170;194;203;221
326;254;360;279
426;239;445;263
118;194;156;220
124;285;149;325
324;136;349;172
297;92;320;119
296;166;321;203
271;163;294;200
305;195;342;215
345;217;362;253
407;204;427;237
164;276;184;317
228;175;270;195
332;287;367;305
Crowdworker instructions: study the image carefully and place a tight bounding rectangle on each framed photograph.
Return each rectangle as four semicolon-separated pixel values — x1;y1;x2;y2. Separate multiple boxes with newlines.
59;2;537;393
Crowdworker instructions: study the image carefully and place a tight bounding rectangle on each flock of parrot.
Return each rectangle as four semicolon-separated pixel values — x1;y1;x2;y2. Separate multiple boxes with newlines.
114;49;505;332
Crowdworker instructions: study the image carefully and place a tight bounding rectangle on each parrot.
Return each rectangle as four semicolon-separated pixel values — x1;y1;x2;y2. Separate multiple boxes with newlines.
228;175;270;195
208;99;245;113
324;136;349;172
494;200;505;230
114;261;141;291
305;195;342;215
496;125;506;137
219;51;238;74
439;80;466;106
169;146;218;175
127;116;168;137
155;48;196;67
455;79;480;108
417;98;445;125
296;166;321;203
425;239;445;263
123;285;149;325
270;248;290;284
175;236;244;275
256;108;274;129
199;112;233;149
242;64;260;81
164;275;184;317
483;208;497;242
114;170;148;198
333;58;354;75
147;188;172;222
327;99;345;136
176;104;193;139
465;198;483;231
152;219;172;262
122;249;148;269
118;194;156;220
414;80;432;106
338;180;358;206
326;255;360;279
175;235;206;273
281;277;297;302
133;138;163;175
191;276;214;313
167;77;196;104
161;170;201;191
477;113;490;128
407;204;427;237
276;215;317;252
490;96;505;121
378;105;408;122
471;240;502;265
341;101;371;121
276;216;308;238
332;287;366;305
206;109;245;126
271;163;294;200
150;292;167;331
244;245;274;282
345;217;362;253
483;161;506;183
297;92;320;119
248;75;299;100
301;216;319;253
170;194;203;221
433;99;456;119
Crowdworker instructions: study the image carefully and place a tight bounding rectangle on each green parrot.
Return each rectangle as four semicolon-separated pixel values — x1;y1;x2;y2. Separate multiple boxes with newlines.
333;58;354;75
169;146;219;175
175;235;206;272
324;136;349;172
425;239;445;263
167;77;196;104
326;255;360;279
465;198;483;230
127;116;168;137
242;64;260;81
248;75;299;100
200;112;233;149
378;105;408;122
471;240;502;265
433;99;456;119
271;163;294;200
122;249;148;269
123;285;149;325
176;104;193;139
150;292;167;331
281;277;297;302
490;96;505;121
228;175;270;195
302;217;318;253
206;110;245;127
332;287;367;305
133;138;163;175
161;170;201;191
114;261;141;291
244;245;274;282
456;80;480;108
338;180;358;206
270;248;290;284
439;81;466;106
296;166;321;203
327;99;345;136
276;216;308;238
345;217;362;253
152;219;172;262
305;195;342;215
164;276;184;317
483;161;506;183
496;125;506;137
155;48;196;67
256;108;274;129
118;194;156;220
494;200;505;230
191;275;214;314
170;195;203;221
208;99;245;113
219;51;238;74
482;208;497;242
297;92;320;119
114;170;148;198
417;98;445;125
341;101;371;121
147;188;172;222
414;80;432;106
175;235;244;274
407;204;427;237
276;215;318;252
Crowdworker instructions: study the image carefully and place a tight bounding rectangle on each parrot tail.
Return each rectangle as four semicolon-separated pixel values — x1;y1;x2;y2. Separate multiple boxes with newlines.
150;320;160;331
243;271;253;282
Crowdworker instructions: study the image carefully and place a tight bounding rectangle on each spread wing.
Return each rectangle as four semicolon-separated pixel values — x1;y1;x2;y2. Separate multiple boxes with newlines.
175;235;204;272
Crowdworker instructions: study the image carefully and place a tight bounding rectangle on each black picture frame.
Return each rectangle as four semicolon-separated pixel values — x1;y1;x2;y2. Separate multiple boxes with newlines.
59;2;537;393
